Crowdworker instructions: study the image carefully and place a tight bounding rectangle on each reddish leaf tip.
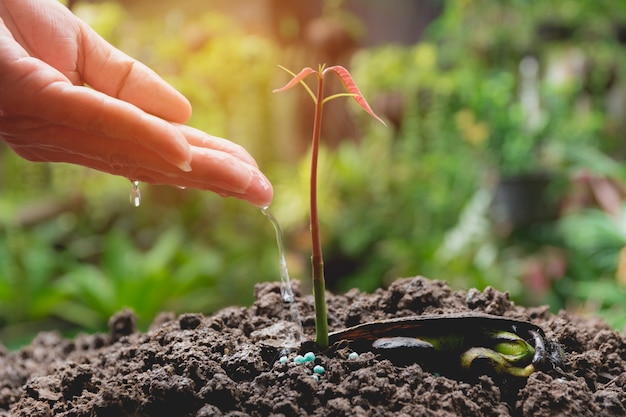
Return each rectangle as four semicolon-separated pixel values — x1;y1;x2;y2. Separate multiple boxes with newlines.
273;67;317;93
324;66;386;126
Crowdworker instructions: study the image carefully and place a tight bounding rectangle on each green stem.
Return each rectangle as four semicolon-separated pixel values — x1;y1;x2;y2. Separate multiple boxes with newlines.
311;73;328;349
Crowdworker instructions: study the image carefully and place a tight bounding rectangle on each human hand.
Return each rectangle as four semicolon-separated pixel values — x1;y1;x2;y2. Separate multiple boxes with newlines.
0;0;272;207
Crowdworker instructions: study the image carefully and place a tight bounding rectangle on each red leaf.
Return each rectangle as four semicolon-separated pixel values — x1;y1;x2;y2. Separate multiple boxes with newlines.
272;67;317;93
324;66;386;126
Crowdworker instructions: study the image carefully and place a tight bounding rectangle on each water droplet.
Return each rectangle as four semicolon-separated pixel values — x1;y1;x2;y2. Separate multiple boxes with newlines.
130;180;141;207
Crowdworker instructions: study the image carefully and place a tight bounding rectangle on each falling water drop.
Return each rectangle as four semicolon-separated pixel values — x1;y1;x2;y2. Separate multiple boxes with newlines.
130;180;141;207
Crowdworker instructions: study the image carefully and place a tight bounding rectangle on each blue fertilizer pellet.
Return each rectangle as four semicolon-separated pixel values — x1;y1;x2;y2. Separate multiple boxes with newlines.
313;365;325;374
279;356;288;364
294;355;305;365
348;352;359;360
303;352;316;362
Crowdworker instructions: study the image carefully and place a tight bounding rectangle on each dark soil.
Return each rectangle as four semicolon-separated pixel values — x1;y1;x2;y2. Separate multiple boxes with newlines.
2;276;625;416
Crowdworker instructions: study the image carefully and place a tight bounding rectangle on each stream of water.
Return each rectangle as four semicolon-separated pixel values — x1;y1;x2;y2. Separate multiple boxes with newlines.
128;188;302;346
261;207;304;346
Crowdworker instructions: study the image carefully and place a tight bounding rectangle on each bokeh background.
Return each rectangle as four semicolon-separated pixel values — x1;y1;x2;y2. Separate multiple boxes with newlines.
2;0;626;349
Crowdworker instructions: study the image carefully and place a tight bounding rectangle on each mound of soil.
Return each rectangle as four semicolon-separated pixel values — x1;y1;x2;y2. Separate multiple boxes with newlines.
2;276;625;416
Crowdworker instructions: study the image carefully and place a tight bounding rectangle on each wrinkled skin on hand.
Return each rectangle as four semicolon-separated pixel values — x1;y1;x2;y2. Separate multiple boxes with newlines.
0;0;272;207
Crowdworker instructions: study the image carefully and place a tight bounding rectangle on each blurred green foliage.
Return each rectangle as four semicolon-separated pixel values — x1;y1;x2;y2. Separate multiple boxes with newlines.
3;0;626;349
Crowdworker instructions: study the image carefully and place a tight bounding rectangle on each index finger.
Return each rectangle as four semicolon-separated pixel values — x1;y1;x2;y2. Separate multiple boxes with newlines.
78;21;192;124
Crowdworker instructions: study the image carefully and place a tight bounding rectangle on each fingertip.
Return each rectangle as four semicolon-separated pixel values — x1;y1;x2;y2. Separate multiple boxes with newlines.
160;122;193;172
146;78;192;123
247;170;274;207
171;90;193;123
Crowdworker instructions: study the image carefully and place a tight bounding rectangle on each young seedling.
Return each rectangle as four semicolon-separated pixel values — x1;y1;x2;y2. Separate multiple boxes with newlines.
273;64;385;348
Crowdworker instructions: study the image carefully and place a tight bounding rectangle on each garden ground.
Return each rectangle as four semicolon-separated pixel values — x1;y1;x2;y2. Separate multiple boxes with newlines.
2;277;625;416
